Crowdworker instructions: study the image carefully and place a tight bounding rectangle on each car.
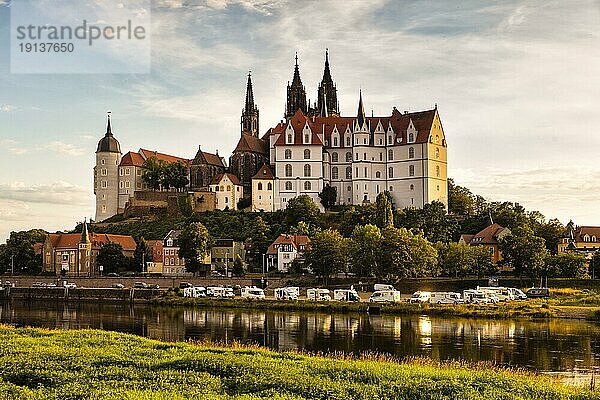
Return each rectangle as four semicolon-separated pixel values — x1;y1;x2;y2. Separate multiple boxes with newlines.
211;271;225;277
148;284;160;289
106;272;119;277
32;282;46;287
3;281;14;288
179;282;193;289
526;288;550;298
47;282;57;287
409;291;431;303
112;283;125;289
64;283;77;289
133;282;148;289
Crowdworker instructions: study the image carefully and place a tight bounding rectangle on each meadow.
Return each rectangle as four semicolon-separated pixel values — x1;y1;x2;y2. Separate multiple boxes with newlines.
0;326;598;399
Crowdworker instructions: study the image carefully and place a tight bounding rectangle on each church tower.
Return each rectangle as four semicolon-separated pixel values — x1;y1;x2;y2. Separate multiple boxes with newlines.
94;112;121;221
78;219;92;276
241;72;259;137
285;53;308;118
317;49;339;117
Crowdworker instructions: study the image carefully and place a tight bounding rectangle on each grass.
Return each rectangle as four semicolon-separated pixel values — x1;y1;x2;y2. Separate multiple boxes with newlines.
0;326;597;399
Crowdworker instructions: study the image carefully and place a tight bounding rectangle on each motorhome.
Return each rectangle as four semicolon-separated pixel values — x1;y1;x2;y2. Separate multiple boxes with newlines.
307;288;331;301
463;289;499;304
428;292;463;304
508;288;527;300
369;290;402;303
409;291;431;303
241;286;266;299
374;284;395;292
477;286;513;302
183;286;206;298
333;289;361;302
207;286;235;298
275;287;299;300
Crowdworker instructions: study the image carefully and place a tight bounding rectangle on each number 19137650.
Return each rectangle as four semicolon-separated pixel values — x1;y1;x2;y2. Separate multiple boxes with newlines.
19;42;75;53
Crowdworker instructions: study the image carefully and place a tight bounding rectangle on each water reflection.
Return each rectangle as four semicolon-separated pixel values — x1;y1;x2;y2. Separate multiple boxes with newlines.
1;300;599;373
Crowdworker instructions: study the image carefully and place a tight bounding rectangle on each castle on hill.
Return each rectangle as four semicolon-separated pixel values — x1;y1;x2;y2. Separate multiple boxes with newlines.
93;51;448;221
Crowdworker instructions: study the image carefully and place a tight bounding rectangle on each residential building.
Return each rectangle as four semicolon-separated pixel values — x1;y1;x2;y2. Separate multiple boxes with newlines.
266;234;310;273
459;223;510;264
211;239;246;271
209;173;244;210
559;226;600;255
162;230;211;276
145;239;164;274
251;164;275;212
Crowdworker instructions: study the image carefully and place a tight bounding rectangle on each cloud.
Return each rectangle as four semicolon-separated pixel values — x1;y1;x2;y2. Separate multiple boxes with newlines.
42;141;86;156
0;181;91;207
0;104;16;112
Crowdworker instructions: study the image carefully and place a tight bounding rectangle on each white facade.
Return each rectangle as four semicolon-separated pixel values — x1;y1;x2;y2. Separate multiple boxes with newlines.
94;151;121;221
209;173;244;210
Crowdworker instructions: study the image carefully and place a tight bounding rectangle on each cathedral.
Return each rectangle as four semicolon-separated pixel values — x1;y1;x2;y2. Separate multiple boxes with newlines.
94;51;447;221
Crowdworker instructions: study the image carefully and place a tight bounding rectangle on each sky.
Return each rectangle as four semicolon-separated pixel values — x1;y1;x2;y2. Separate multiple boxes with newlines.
0;0;599;241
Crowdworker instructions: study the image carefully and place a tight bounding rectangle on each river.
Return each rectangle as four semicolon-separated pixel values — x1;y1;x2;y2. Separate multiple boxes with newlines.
1;300;599;377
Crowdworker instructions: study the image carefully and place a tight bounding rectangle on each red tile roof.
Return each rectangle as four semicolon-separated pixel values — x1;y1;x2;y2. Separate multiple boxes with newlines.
274;110;324;146
120;151;145;167
234;134;268;154
191;147;226;168
267;234;311;255
252;164;274;180
573;226;600;242
139;148;191;167
212;172;242;186
467;224;509;245
48;232;136;251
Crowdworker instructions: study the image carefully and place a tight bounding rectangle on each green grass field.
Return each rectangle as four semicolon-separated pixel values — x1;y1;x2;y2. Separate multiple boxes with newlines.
0;327;597;399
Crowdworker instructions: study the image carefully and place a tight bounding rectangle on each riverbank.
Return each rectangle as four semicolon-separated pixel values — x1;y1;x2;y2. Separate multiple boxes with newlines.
0;326;596;399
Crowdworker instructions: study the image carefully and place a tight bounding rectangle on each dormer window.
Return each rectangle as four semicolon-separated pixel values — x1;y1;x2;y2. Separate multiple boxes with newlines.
167;239;173;247
333;137;338;146
346;137;350;146
287;133;293;144
409;132;414;142
304;134;309;143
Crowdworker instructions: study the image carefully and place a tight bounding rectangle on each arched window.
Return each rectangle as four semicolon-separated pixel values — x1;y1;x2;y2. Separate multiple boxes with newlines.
332;167;339;179
409;147;415;159
410;184;414;191
388;135;392;144
267;182;272;190
346;152;352;162
346;137;350;146
227;185;231;191
285;164;292;177
257;183;263;190
409;165;415;176
285;149;292;159
388;149;393;161
388;167;393;178
409;132;414;142
304;181;311;190
331;152;338;162
285;181;292;190
304;149;310;159
375;171;381;178
220;186;224;191
436;165;440;177
435;147;440;159
303;164;311;177
287;133;293;143
333;137;338;146
346;167;352;179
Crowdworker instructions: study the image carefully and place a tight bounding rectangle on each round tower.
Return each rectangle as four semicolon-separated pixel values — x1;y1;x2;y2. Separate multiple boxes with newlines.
94;112;122;221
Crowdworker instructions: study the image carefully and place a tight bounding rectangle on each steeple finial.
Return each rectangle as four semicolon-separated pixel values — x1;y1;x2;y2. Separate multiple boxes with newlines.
245;70;255;113
81;218;90;244
106;111;112;136
488;209;494;225
357;89;366;127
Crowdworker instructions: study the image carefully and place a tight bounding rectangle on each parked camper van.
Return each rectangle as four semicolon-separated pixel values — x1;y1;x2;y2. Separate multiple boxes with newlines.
241;286;266;299
463;289;498;304
477;286;512;302
207;286;235;298
183;286;206;298
275;287;299;300
334;289;361;302
409;291;431;303
508;288;527;300
428;292;463;304
307;288;331;301
374;284;395;292
369;290;401;303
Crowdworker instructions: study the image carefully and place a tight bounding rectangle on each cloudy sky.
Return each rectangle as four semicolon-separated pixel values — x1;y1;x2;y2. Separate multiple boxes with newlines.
0;0;599;241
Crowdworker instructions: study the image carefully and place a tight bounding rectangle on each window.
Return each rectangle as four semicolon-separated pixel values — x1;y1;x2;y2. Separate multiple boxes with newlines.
409;147;415;159
356;167;359;177
355;153;359;160
332;167;339;179
215;186;219;192
304;181;311;190
331;152;338;162
410;184;414;191
346;152;352;162
334;137;338;146
347;186;351;191
120;181;124;189
267;183;272;190
388;149;393;160
304;149;310;159
303;164;311;177
375;171;381;178
258;183;263;190
409;165;415;176
285;181;292;190
379;153;383;161
137;169;142;176
287;134;293;143
285;149;292;159
101;168;107;176
389;167;393;178
436;165;440;177
101;159;105;165
346;167;352;179
363;138;367;144
304;134;310;143
119;168;124;176
101;205;106;212
363;152;367;160
125;168;130;175
101;181;107;188
220;185;224;191
409;132;414;142
389;186;393;191
125;181;130;188
364;167;367;177
435;147;440;159
225;197;229;204
285;164;292;177
379;139;382;145
388;136;392;144
346;137;350;146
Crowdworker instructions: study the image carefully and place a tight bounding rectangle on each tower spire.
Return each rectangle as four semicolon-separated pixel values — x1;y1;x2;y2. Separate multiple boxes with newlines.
106;111;112;136
286;52;307;118
245;71;255;113
357;89;366;127
241;71;259;137
81;218;90;244
317;49;338;117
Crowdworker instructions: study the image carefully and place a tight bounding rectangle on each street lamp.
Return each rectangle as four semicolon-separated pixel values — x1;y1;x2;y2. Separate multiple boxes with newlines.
11;254;14;275
225;251;229;277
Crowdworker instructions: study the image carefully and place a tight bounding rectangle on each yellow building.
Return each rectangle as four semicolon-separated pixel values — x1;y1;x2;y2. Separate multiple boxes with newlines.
558;226;600;254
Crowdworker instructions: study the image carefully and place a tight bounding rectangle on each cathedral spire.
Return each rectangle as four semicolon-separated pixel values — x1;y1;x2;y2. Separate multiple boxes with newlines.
245;71;255;113
317;49;338;117
241;72;259;137
80;218;90;244
286;52;307;118
357;90;366;127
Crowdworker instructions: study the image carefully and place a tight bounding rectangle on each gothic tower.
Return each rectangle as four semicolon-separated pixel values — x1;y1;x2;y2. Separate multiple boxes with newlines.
78;219;92;276
285;53;307;118
94;112;121;221
317;49;339;117
241;72;259;137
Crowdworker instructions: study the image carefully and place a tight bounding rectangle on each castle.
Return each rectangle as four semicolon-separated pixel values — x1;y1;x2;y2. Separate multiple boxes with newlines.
94;51;448;221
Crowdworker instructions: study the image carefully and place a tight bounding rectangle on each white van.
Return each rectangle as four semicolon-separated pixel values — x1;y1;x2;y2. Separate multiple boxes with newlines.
463;289;498;304
307;288;331;301
275;287;299;300
183;286;206;298
477;286;512;302
428;292;463;304
409;291;431;303
508;288;527;300
208;286;235;298
334;289;361;302
369;290;401;303
374;284;395;292
241;286;266;299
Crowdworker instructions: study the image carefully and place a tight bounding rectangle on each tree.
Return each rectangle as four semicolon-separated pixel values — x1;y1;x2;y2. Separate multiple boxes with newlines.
177;195;194;218
470;245;497;278
395;201;457;243
378;227;438;279
590;252;600;279
545;253;588;278
318;184;337;210
142;157;165;191
375;192;394;228
499;226;548;279
304;229;346;284
285;195;320;227
349;224;382;277
165;161;189;191
436;242;495;278
97;243;129;274
535;218;565;255
178;222;212;276
232;255;246;276
133;237;152;273
0;229;46;275
448;178;477;216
